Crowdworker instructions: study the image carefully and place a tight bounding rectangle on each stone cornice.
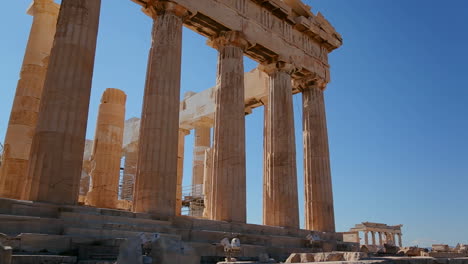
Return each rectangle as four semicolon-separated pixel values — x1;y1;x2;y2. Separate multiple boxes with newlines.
207;31;250;51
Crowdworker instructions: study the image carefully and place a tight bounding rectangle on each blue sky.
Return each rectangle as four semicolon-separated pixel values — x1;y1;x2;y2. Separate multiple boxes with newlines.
1;0;467;247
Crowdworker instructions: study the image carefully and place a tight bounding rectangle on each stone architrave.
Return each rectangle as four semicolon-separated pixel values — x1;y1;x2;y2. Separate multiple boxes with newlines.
261;61;299;229
192;127;211;191
202;148;213;218
176;129;190;215
133;2;189;217
296;77;336;232
24;0;101;204
208;31;248;223
0;0;59;200
86;88;127;209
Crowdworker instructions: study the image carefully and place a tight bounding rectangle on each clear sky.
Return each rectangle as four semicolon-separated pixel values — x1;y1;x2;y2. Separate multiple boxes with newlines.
0;0;467;247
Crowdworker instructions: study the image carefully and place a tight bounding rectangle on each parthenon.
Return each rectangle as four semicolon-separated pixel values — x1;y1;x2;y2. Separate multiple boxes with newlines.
0;0;417;263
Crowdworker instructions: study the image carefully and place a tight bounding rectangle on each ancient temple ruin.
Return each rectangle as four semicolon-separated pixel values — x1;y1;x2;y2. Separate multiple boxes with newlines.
0;0;348;263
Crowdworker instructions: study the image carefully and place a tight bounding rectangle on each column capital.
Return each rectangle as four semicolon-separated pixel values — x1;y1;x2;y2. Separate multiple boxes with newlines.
179;128;190;136
293;74;327;92
259;61;296;75
27;0;60;17
143;1;190;20
208;31;250;51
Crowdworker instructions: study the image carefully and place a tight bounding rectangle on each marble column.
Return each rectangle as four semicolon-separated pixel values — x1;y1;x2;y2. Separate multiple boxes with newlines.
371;231;376;245
121;144;138;201
176;129;190;215
261;61;299;228
192;127;211;192
297;77;336;232
0;0;59;200
86;89;126;209
202;148;213;218
398;233;402;247
378;232;383;246
133;3;188;217
25;0;101;204
209;31;248;223
364;231;369;245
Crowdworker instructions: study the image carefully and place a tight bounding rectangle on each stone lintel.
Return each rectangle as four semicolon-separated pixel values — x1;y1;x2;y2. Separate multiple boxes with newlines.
131;0;342;81
259;61;296;75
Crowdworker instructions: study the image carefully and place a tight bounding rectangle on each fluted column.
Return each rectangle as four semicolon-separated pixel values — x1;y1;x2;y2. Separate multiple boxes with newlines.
261;62;299;228
176;129;190;215
192;127;211;190
209;31;248;223
0;0;59;200
133;2;188;216
296;77;336;232
121;143;138;201
24;0;101;204
364;231;369;245
398;233;402;247
202;148;213;219
371;231;376;245
86;89;126;209
378;232;383;246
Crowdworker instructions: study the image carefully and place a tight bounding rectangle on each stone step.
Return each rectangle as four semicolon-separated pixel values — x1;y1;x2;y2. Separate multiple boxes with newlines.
64;227;181;241
59;211;173;232
180;228;308;249
12;254;77;264
0;214;63;235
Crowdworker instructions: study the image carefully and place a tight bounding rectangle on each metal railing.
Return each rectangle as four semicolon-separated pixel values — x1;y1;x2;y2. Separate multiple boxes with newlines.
181;184;205;217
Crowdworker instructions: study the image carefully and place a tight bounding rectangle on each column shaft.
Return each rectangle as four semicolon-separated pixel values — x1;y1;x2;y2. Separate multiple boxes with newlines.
133;5;186;216
176;129;189;215
210;32;247;223
0;0;59;199
202;148;213;219
192;127;211;190
25;0;101;204
303;82;335;232
371;231;376;245
398;234;402;247
364;231;369;245
262;63;299;228
378;232;383;246
122;146;138;201
86;89;126;209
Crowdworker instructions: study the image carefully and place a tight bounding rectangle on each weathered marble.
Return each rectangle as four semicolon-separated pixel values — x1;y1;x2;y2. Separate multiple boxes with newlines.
192;127;211;187
300;80;335;232
133;2;188;217
209;31;248;223
24;0;101;204
176;129;190;215
122;143;138;201
86;88;126;209
0;0;59;200
202;148;213;219
261;62;299;228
